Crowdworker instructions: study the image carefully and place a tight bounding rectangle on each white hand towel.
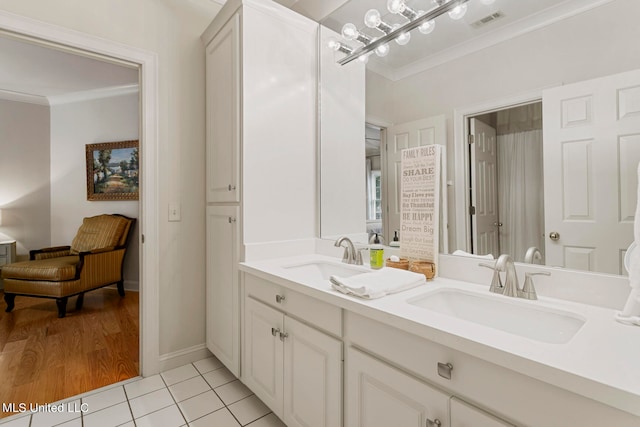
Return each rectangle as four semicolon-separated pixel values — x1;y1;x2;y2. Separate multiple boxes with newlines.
330;267;426;299
617;162;640;324
452;249;494;260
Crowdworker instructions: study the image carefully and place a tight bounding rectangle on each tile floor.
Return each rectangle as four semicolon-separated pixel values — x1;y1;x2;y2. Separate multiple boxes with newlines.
0;356;285;427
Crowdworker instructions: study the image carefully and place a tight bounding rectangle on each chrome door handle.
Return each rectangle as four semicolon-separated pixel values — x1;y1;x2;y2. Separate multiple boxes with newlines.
549;231;560;241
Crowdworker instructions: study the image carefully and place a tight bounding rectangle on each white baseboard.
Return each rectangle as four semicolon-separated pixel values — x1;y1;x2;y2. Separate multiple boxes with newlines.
154;344;212;374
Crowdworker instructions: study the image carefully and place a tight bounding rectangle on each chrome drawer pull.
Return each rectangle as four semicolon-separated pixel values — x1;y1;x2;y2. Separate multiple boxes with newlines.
437;362;453;380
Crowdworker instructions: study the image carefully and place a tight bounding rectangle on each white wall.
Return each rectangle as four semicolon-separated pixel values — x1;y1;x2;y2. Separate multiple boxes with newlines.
371;0;640;248
0;99;50;257
0;0;221;356
319;25;366;240
50;93;139;287
242;4;319;245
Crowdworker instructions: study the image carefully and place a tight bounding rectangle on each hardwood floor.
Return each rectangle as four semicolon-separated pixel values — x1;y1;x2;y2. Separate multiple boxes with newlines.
0;288;139;418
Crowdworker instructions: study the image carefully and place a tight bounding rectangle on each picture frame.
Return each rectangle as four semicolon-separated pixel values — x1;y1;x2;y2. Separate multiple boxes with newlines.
86;140;139;201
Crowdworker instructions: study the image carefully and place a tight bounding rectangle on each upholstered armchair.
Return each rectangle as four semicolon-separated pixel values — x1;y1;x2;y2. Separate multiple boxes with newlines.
1;214;136;318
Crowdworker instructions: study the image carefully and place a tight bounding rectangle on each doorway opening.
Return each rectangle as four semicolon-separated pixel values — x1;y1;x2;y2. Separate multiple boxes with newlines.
467;101;544;262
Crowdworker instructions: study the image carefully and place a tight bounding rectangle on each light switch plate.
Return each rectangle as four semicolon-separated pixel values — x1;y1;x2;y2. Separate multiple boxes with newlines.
168;204;181;222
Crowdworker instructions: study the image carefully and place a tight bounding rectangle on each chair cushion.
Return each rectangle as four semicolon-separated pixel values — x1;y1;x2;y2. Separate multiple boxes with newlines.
1;256;80;281
70;214;129;254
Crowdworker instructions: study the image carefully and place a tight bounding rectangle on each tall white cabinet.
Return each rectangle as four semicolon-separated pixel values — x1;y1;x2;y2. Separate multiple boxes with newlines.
202;0;317;377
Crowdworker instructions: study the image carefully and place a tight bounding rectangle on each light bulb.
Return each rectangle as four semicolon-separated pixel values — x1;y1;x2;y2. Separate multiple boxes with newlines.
375;43;389;57
418;19;435;34
358;53;370;64
448;3;467;20
395;31;411;45
341;23;358;41
327;37;340;51
364;9;381;28
480;0;495;4
387;0;405;14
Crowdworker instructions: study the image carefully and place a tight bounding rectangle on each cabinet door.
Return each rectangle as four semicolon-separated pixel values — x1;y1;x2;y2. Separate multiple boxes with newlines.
346;347;450;427
205;13;240;203
243;297;284;417
206;205;240;375
450;398;514;427
283;316;342;427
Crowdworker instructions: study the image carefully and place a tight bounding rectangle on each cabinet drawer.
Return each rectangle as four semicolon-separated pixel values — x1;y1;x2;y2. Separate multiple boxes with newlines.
0;245;7;256
244;274;342;337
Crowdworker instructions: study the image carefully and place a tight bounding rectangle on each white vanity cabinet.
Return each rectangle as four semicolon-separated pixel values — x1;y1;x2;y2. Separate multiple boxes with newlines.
450;398;514;427
243;274;342;427
205;14;239;204
205;206;240;374
346;346;449;427
202;0;317;377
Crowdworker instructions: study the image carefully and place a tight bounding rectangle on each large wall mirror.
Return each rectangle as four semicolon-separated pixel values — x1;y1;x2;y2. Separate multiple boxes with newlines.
319;0;640;276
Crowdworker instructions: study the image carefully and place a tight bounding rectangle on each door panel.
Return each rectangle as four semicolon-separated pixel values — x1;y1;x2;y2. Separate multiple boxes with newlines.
543;69;640;273
470;118;499;256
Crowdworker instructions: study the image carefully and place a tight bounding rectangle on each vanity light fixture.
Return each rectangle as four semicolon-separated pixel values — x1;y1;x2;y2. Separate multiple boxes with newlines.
335;0;471;65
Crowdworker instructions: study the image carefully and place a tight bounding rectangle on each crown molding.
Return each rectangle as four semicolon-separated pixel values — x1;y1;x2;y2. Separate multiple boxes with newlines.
0;88;49;105
47;84;139;106
371;0;615;82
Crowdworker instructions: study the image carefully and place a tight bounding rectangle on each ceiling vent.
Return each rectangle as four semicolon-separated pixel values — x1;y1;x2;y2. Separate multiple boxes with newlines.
471;11;505;29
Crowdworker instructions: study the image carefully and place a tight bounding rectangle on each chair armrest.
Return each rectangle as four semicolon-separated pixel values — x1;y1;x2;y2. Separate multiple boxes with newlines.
30;246;72;260
76;247;126;283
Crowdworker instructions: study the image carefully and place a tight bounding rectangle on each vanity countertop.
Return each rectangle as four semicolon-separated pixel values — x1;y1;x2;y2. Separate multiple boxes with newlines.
240;253;640;417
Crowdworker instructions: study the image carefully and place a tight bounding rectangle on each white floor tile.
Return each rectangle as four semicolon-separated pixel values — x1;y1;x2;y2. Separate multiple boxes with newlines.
123;374;166;400
129;388;174;419
161;364;200;386
168;376;211;403
31;399;82;427
135;405;185;427
193;357;223;374
203;367;236;389
189;408;240;427
214;380;253;406
246;413;287;427
82;386;127;414
83;402;132;427
54;418;81;427
178;390;225;423
228;395;271;426
0;415;31;427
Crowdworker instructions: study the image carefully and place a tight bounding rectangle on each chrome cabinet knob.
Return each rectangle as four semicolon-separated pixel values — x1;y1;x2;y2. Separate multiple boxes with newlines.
437;362;453;380
493;222;503;227
275;294;286;303
271;327;280;337
228;184;236;191
549;231;560;241
427;419;442;427
279;331;289;341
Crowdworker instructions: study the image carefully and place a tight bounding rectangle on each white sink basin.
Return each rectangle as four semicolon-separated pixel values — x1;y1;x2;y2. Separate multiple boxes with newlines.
282;261;369;281
407;288;586;344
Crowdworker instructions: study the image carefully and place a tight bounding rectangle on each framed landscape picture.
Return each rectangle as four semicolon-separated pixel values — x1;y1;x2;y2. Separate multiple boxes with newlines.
86;140;139;201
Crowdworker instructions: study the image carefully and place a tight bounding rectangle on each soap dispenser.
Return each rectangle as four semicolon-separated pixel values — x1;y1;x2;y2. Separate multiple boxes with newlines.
390;230;400;247
370;233;384;269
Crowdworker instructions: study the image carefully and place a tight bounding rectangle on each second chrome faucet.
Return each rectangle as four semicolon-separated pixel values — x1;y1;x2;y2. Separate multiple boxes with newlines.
480;254;550;300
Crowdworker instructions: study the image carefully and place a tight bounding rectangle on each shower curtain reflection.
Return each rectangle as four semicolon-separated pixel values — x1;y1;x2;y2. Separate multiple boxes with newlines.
497;128;545;262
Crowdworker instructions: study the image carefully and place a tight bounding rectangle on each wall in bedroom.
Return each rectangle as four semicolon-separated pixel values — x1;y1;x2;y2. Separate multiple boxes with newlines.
50;91;140;288
0;98;51;260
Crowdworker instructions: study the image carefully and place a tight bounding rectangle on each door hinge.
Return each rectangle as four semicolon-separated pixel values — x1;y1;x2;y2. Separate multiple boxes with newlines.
468;134;475;145
470;206;476;215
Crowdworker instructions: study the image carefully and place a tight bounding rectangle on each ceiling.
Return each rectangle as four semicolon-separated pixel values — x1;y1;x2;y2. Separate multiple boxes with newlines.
0;35;139;105
320;0;614;80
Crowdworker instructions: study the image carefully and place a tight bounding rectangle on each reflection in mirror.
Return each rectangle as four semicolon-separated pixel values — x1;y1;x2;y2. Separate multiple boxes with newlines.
365;124;383;241
319;0;640;275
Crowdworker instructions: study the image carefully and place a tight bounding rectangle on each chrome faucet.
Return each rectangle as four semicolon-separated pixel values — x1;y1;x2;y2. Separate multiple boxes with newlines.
480;254;551;300
495;254;519;297
524;246;543;264
334;237;363;265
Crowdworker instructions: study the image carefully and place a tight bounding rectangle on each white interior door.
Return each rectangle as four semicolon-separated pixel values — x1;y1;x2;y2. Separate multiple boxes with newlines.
470;118;500;256
543;69;640;274
386;116;447;249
